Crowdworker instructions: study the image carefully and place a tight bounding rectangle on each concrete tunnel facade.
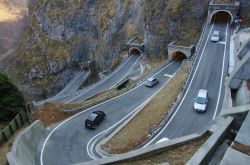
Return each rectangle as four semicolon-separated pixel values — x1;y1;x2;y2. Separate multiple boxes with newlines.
210;10;234;24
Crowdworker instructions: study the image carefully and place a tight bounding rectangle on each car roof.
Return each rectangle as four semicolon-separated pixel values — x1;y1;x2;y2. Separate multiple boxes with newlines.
87;113;98;121
93;111;104;115
147;77;156;81
198;89;208;98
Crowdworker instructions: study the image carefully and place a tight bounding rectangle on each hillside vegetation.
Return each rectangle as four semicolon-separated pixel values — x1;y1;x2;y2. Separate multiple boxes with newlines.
0;72;25;121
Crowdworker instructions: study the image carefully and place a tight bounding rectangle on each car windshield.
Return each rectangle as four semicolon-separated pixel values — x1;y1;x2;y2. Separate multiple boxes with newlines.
213;33;219;37
87;113;97;121
196;97;207;104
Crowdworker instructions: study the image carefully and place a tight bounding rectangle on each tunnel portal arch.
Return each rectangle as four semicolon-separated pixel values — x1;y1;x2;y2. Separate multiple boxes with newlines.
129;47;142;56
171;51;188;61
210;10;233;24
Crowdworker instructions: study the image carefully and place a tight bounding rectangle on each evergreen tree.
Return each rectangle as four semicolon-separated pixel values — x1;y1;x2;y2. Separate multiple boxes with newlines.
0;72;25;121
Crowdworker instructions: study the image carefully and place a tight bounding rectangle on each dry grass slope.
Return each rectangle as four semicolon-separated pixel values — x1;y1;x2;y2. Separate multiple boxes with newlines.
117;134;210;165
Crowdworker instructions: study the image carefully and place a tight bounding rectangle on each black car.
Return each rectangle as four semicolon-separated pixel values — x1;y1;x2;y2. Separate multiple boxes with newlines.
85;111;106;129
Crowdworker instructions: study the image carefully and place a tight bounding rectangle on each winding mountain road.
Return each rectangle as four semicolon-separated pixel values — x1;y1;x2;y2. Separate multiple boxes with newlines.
38;11;232;165
38;61;182;165
145;14;231;145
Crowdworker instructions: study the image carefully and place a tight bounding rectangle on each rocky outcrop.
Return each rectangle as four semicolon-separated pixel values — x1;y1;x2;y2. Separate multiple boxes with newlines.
3;0;250;101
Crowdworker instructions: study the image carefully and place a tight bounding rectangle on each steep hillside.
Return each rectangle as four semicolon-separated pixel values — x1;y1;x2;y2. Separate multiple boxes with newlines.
7;0;250;101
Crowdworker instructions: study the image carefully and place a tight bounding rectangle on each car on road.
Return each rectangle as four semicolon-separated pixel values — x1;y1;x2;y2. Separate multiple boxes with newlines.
211;30;220;42
145;77;159;87
85;111;106;129
194;89;208;112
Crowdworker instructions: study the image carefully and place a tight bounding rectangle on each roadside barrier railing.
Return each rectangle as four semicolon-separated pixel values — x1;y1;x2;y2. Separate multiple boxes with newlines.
0;110;28;146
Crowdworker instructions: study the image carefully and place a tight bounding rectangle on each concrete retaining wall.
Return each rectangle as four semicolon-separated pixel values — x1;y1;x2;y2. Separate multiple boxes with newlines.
229;52;250;89
236;81;250;106
74;116;234;165
7;120;45;165
75;131;208;165
187;116;234;165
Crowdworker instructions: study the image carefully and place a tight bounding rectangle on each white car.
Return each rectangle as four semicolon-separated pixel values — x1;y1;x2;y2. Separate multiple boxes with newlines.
194;89;208;112
211;30;220;42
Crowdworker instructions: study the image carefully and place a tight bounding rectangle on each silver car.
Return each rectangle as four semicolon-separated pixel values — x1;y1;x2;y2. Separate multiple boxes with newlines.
211;30;220;42
194;89;208;112
145;77;159;87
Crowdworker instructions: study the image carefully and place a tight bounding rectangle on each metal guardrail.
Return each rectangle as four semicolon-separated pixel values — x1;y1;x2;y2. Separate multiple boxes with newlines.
0;110;28;146
148;23;209;135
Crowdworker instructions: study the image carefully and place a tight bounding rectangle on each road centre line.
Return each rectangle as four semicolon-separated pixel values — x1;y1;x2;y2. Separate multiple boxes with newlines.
40;61;176;165
144;20;215;147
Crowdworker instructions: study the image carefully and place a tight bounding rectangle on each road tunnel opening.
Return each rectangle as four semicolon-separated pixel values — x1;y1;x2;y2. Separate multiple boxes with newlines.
82;66;89;71
129;47;142;56
211;10;233;24
171;51;187;61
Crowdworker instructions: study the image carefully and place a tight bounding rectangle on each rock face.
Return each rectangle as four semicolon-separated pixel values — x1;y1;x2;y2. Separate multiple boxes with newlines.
3;0;250;101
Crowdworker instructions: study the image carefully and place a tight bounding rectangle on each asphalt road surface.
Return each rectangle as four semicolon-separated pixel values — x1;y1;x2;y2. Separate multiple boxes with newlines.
64;55;141;103
39;61;182;165
54;70;91;98
34;70;90;108
34;55;139;107
145;13;231;145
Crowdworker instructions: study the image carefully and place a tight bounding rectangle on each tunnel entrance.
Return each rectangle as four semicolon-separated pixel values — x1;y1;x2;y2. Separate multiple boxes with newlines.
210;10;233;24
171;51;187;61
129;47;142;56
82;66;89;71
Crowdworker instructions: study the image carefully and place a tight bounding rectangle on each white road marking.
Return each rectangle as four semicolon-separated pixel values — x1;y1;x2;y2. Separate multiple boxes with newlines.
87;64;179;159
156;137;169;144
144;20;215;147
87;99;151;159
213;20;229;120
66;56;133;103
164;74;173;78
40;61;176;165
218;41;226;45
109;55;141;89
